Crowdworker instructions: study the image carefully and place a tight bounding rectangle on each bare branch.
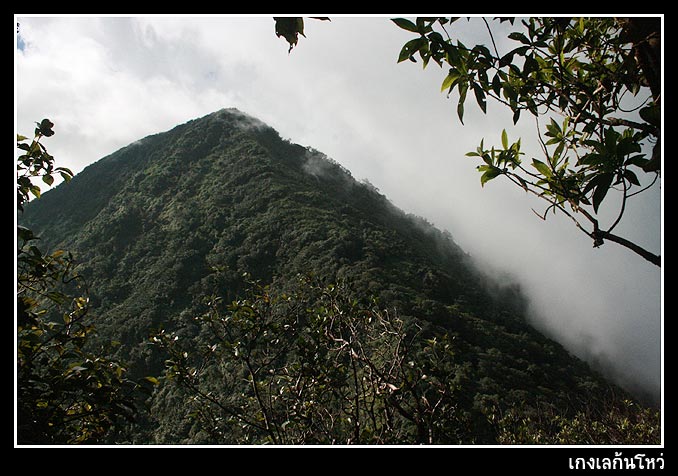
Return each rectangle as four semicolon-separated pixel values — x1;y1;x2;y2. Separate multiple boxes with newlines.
596;231;661;266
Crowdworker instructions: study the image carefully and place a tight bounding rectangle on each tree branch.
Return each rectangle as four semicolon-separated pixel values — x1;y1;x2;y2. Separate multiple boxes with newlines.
603;116;656;134
595;230;661;267
606;178;627;235
501;170;660;267
482;18;501;61
244;356;278;444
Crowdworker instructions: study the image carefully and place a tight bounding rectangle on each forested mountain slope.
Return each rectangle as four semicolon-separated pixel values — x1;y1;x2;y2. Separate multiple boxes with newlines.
20;109;658;444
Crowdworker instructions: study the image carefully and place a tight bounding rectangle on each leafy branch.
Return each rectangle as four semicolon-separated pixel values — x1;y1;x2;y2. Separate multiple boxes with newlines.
393;17;661;266
17;121;150;444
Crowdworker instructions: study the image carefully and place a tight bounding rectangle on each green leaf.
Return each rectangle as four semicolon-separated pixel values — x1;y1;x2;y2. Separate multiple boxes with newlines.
454;81;468;124
523;55;538;75
391;18;419;33
604;127;620;150
480;166;502;187
36;118;55;137
552;143;565;166
42;174;54;186
472;82;486;113
516;175;529;191
546;117;561;136
624;154;648;168
583;173;604;195
274;17;305;52
440;71;458;92
398;38;426;63
512;109;521;125
583;139;605;154
499;51;515;68
532;159;552;178
17;134;29;142
508;32;531;45
509;45;530;57
427;31;444;43
501;129;508;149
623;169;640;186
55;166;74;176
491;74;502;96
591;173;614;213
144;376;160;385
17;225;35;242
562;116;570;134
415;17;430;34
639;104;660;128
577;17;585;34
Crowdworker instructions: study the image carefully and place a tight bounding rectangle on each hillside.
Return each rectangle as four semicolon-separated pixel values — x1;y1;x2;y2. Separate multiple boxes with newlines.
20;108;659;444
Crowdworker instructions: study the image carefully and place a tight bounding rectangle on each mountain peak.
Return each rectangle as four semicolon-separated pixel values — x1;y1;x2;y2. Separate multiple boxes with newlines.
189;107;272;133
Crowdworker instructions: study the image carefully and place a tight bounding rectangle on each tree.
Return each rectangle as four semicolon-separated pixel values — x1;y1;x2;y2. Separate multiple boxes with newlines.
154;274;659;445
154;275;478;444
276;17;662;267
16;121;149;444
392;17;661;267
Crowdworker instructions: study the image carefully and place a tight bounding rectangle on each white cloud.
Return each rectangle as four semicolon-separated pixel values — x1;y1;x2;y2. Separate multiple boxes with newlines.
15;15;662;403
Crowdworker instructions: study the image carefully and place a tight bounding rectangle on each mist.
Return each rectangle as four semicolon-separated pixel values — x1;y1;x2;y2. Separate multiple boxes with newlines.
16;16;661;405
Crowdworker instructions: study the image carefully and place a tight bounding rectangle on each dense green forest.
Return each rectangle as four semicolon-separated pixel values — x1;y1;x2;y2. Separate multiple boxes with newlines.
19;109;659;444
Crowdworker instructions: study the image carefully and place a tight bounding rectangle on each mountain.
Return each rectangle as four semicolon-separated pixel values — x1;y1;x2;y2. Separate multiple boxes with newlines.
20;108;659;444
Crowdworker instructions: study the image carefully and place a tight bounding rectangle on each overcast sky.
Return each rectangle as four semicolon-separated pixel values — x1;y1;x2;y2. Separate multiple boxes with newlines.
15;15;662;404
